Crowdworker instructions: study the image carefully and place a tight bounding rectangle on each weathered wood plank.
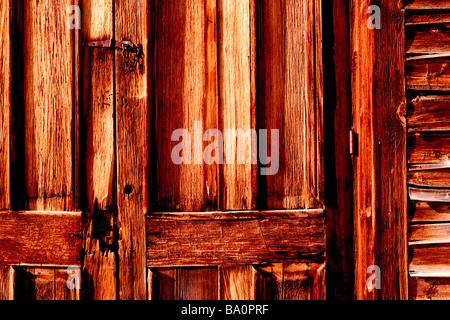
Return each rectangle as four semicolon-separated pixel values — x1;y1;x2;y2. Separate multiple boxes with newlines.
0;211;81;266
351;0;408;300
0;0;12;209
410;277;450;300
409;202;450;222
406;59;450;91
408;132;450;165
151;0;218;212
406;11;450;25
407;95;450;132
408;169;450;188
0;267;14;300
218;0;256;210
80;0;116;301
146;213;325;267
115;0;149;300
23;0;78;211
219;266;253;300
404;0;450;10
177;268;218;300
406;24;450;54
409;187;450;202
409;223;450;245
409;244;450;277
258;0;322;210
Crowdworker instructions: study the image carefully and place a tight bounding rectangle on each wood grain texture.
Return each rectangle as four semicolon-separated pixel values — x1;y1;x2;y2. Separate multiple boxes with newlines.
404;0;450;10
409;223;450;245
407;95;450;132
219;266;254;300
23;0;78;211
406;59;450;91
146;212;325;267
80;0;116;301
409;202;450;222
0;0;12;209
409;244;450;277
406;11;450;25
253;263;325;300
408;132;450;166
0;267;14;300
0;211;81;266
351;0;408;300
115;0;149;300
406;24;450;54
409;187;450;202
151;0;218;212
410;277;450;300
257;0;323;210
408;169;450;188
218;0;256;210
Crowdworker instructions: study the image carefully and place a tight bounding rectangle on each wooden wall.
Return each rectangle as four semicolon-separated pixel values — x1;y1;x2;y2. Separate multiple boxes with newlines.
405;0;450;300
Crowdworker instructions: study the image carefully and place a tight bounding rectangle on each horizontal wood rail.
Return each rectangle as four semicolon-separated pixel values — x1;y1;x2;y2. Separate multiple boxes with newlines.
0;211;82;267
146;209;325;267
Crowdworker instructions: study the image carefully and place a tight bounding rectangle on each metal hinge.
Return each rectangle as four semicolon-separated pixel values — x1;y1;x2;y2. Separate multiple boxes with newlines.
349;130;358;156
83;39;143;72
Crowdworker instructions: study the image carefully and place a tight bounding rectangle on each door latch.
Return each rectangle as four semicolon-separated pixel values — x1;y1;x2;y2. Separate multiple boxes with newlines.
83;39;144;72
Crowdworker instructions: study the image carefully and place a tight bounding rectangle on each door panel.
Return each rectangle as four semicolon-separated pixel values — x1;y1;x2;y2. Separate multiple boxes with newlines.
0;0;325;300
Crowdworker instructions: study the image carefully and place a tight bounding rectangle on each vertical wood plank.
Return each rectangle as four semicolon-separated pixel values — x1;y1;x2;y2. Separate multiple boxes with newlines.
80;0;117;300
115;0;149;300
258;0;322;210
218;0;256;210
22;0;77;211
177;268;218;300
151;0;218;212
219;266;253;300
0;0;12;209
323;0;354;300
351;0;408;299
0;267;15;300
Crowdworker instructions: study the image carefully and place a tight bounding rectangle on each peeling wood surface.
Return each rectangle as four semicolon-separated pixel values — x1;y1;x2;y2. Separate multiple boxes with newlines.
409;223;450;245
0;211;81;266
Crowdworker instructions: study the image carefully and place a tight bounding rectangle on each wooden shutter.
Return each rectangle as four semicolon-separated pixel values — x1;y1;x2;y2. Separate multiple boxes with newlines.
405;0;450;300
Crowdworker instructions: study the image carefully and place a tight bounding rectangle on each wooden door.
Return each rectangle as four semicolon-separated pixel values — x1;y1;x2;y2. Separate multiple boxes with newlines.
0;0;325;300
